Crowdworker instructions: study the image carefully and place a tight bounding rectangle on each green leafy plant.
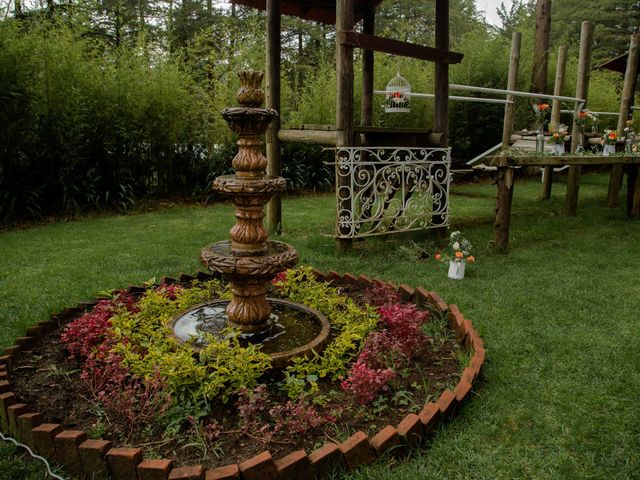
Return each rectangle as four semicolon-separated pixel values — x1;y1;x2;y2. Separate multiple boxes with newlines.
274;266;379;398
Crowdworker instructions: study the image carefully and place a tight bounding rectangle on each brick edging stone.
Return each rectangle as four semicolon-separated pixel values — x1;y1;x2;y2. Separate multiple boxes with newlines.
0;270;486;480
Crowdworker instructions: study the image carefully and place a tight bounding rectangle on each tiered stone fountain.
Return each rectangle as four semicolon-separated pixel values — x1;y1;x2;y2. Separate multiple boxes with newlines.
171;70;330;368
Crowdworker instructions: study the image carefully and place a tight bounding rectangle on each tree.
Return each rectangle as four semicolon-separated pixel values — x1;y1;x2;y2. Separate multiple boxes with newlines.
496;0;535;38
552;0;640;61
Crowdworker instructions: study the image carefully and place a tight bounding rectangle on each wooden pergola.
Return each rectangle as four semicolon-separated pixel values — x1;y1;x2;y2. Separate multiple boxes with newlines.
234;0;462;248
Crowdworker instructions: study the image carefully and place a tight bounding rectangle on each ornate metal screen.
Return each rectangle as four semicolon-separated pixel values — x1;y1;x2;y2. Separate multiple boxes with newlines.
335;147;451;239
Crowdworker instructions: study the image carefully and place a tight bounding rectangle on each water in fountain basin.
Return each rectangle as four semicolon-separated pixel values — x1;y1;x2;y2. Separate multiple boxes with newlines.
172;299;323;355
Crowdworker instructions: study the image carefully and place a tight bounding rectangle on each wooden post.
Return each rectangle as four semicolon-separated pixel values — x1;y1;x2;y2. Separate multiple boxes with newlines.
494;167;515;252
266;0;282;234
530;0;551;95
494;31;521;252
542;45;568;199
565;21;593;216
360;5;374;127
628;166;640;219
336;0;355;251
434;0;449;145
501;32;522;148
607;32;640;208
432;0;449;239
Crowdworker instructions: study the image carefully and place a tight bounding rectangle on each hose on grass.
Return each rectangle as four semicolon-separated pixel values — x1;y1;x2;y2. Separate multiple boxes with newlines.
0;430;66;480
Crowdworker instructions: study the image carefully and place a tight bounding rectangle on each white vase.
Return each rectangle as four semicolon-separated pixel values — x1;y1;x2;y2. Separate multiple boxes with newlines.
550;143;565;155
447;260;466;280
603;144;616;156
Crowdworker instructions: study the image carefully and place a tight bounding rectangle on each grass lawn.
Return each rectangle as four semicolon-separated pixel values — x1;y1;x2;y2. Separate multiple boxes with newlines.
0;172;638;479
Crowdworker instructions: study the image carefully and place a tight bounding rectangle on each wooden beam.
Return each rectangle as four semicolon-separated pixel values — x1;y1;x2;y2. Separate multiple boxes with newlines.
487;155;640;167
542;44;568;200
608;32;640;208
339;31;463;64
278;129;337;145
266;0;282;234
565;21;593;216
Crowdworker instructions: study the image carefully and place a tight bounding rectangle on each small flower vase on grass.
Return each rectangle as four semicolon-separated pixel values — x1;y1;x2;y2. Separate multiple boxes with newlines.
447;260;465;280
435;231;474;280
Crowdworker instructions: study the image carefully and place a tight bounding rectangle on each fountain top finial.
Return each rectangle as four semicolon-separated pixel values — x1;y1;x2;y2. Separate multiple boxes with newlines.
236;69;265;107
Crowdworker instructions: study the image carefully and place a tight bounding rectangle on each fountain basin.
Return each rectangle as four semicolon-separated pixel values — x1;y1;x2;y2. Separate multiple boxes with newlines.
212;175;286;195
201;240;298;275
169;298;331;368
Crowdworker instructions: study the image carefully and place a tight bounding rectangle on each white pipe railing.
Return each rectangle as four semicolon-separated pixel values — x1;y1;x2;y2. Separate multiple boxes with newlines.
560;109;619;116
466;143;503;166
373;90;512;105
449;83;584;103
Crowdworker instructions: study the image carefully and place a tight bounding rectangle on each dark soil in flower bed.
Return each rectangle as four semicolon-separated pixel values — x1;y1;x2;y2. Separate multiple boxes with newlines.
10;278;464;470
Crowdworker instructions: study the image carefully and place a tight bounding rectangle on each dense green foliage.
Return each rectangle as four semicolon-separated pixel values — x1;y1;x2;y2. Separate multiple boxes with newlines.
0;173;638;478
0;0;636;225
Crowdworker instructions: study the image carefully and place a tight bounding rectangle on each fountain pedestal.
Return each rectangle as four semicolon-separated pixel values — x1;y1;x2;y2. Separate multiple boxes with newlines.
176;69;330;367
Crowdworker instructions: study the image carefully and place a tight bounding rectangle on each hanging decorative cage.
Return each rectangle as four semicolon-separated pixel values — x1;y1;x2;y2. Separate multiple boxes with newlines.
385;72;411;113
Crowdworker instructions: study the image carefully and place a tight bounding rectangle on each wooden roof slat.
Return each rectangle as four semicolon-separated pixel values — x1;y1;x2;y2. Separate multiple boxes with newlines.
339;31;464;64
232;0;383;24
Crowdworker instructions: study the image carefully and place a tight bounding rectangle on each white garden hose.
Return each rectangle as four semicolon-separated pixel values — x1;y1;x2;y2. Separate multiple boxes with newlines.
0;430;66;479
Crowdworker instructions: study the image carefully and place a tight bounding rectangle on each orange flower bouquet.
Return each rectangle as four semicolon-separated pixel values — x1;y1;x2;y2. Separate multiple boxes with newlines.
602;129;619;146
435;231;474;265
436;231;474;280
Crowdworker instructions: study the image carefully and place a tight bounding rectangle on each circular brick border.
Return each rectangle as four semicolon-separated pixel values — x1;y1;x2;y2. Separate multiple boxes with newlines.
0;269;486;480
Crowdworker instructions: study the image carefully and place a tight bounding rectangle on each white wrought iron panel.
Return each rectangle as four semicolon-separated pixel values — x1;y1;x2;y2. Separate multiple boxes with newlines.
335;147;451;239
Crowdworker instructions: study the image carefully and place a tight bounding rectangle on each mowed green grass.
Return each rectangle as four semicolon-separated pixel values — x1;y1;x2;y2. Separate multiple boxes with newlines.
0;173;639;479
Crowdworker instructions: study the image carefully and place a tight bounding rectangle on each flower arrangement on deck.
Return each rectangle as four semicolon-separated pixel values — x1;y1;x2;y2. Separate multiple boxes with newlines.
547;123;568;144
601;129;619;146
435;231;474;264
532;102;550;123
573;108;597;127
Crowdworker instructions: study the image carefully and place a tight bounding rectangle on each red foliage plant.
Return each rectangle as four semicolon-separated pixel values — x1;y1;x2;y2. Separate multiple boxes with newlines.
60;290;169;433
60;291;137;360
340;361;396;404
362;283;402;308
341;302;431;404
235;384;336;441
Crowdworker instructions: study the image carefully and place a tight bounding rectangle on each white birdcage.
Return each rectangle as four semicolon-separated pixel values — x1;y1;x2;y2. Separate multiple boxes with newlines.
385;72;411;113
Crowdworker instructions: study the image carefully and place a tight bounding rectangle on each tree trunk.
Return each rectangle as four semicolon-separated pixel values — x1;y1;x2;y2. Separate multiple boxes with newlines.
531;0;551;95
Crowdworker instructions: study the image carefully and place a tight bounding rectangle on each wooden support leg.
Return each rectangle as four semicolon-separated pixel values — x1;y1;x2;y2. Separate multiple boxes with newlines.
564;165;581;216
494;167;515;252
541;166;553;199
627;165;640;219
336;238;353;252
607;164;624;208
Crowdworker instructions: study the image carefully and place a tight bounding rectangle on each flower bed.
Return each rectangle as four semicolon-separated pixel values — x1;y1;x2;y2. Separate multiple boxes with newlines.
0;269;486;480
